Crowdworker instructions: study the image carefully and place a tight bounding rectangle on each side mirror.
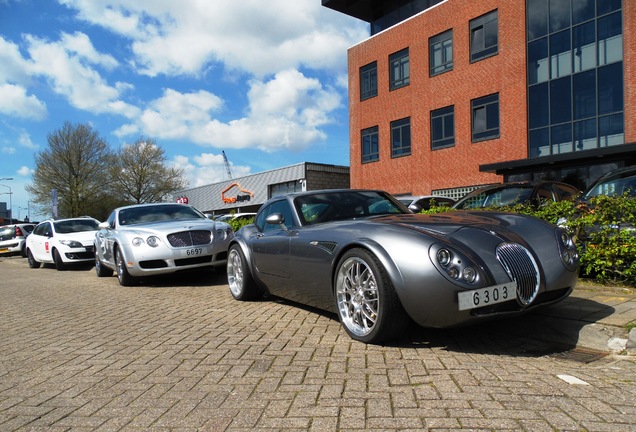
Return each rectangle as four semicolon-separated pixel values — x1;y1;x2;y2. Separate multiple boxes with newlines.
408;204;422;213
265;213;288;231
98;221;110;230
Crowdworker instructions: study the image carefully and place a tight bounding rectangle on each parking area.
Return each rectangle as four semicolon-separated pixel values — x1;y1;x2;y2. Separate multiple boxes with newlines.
1;255;635;431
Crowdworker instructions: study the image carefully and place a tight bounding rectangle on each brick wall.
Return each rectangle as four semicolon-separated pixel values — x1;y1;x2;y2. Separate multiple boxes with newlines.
348;1;530;195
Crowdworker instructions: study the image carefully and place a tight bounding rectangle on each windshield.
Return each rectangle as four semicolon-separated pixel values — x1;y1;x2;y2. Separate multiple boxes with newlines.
118;204;205;226
295;191;407;226
54;219;100;233
583;174;636;199
456;187;533;209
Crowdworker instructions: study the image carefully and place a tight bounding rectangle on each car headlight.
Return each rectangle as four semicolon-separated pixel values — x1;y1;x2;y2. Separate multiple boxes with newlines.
430;244;482;287
132;237;144;247
146;236;160;247
59;239;83;248
556;229;579;271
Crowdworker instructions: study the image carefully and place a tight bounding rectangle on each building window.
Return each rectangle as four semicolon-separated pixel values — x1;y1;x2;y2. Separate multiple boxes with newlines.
360;61;378;101
471;94;500;142
361;126;379;163
391;118;411;157
431;106;455;149
470;10;498;62
527;0;624;157
389;48;410;90
430;30;453;76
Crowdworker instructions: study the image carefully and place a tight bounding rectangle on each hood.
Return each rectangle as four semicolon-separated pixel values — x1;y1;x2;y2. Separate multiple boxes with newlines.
117;218;217;234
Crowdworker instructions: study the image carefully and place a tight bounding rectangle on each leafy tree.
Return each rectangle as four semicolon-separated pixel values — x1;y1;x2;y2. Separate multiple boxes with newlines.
26;122;116;219
111;137;188;204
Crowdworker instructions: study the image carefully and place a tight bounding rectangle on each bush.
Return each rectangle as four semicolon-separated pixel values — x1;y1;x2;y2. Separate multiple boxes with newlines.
420;196;636;286
226;217;255;233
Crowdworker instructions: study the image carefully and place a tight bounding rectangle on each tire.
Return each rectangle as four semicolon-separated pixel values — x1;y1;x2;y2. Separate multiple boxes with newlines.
334;248;409;344
27;249;41;269
53;249;66;271
21;243;27;258
115;247;136;286
95;249;113;277
227;244;259;300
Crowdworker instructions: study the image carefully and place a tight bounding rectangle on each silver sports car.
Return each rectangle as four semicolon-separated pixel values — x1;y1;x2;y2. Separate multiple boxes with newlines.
95;203;234;286
227;189;579;344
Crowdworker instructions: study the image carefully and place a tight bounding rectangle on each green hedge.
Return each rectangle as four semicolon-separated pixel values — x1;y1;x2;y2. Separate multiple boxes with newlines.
421;195;636;286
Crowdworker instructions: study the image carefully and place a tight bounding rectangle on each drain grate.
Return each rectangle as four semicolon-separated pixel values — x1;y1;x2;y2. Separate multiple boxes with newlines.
549;347;608;363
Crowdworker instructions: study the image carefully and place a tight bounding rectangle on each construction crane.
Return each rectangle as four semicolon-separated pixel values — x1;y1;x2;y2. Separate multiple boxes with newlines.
221;150;233;179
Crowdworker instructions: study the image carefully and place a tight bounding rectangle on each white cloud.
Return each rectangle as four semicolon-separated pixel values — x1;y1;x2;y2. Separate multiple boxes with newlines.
117;69;341;152
58;0;368;77
1;147;16;155
172;153;252;188
17;166;33;176
0;84;47;119
24;32;139;117
18;132;38;149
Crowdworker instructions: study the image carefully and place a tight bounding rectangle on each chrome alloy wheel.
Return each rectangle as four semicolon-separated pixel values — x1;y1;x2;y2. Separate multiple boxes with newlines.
335;256;380;337
227;247;244;297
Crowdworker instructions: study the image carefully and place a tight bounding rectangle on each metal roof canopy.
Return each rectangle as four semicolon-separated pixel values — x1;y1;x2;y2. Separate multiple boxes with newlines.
480;142;636;175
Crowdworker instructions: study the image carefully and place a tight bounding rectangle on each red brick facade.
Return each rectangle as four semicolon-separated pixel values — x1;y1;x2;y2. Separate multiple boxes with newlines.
348;0;635;196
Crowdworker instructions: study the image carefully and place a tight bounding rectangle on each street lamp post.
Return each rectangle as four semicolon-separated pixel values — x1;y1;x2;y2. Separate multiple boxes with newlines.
0;177;14;223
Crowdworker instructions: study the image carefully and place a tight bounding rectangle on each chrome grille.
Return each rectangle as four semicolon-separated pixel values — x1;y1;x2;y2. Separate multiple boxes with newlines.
167;230;211;247
496;243;540;306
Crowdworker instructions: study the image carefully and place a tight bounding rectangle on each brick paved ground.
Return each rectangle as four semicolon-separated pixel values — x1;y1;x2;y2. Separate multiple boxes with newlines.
1;255;635;431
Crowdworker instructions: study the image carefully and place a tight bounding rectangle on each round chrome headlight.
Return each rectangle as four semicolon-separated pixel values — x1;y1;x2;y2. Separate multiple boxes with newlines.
437;249;452;267
462;267;477;283
132;237;144;247
146;236;160;247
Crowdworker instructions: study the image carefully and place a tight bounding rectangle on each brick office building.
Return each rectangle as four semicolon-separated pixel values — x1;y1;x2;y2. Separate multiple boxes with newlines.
324;0;635;199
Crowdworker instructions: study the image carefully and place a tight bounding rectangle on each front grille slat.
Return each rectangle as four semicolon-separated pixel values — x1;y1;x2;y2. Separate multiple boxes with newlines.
496;242;540;306
167;230;211;247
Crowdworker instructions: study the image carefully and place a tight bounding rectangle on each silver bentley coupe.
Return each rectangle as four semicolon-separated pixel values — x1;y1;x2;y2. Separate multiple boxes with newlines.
95;203;234;286
227;189;579;344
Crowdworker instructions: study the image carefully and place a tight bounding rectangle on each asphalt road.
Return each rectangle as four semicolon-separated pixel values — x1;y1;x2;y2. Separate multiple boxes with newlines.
1;255;635;431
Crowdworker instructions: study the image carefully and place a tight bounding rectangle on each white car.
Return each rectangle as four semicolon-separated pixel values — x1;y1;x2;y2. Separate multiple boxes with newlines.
0;223;35;257
26;217;100;270
94;203;234;286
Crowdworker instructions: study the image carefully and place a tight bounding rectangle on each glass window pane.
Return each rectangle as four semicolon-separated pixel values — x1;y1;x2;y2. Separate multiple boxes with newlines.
550;76;571;124
549;0;571;33
527;0;548;40
550;30;571;78
529;83;549;128
598;12;623;66
572;0;595;24
597;0;621;16
551;123;573;154
598;62;623;115
529;127;550;157
573;22;596;72
573;69;596;120
599;113;624;147
574;118;597;150
528;38;549;84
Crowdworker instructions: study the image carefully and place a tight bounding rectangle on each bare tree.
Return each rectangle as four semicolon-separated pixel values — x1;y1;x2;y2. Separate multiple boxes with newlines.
112;137;188;204
26;122;116;218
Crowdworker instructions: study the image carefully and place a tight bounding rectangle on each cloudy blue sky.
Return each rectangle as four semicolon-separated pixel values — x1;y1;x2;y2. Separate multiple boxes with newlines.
0;0;367;220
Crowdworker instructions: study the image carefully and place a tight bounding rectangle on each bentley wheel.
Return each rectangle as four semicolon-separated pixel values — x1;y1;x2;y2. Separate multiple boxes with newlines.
227;244;259;300
95;251;113;277
27;249;41;269
53;249;66;271
115;247;135;286
334;248;408;344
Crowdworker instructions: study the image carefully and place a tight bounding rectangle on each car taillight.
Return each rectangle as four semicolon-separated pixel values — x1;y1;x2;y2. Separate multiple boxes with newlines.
15;227;23;236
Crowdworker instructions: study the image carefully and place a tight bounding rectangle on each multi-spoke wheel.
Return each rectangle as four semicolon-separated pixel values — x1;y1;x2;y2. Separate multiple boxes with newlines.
227;244;259;300
334;248;408;344
27;249;41;269
53;249;66;271
115;247;135;286
95;249;113;277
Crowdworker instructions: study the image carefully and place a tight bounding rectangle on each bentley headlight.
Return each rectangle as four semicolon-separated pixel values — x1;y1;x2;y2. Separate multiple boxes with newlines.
132;237;144;247
146;236;160;247
430;244;482;287
556;228;579;271
59;239;83;248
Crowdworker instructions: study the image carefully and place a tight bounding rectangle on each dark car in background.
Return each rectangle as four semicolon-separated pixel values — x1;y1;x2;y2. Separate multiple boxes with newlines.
0;223;35;257
579;166;636;203
395;195;456;211
453;181;580;210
